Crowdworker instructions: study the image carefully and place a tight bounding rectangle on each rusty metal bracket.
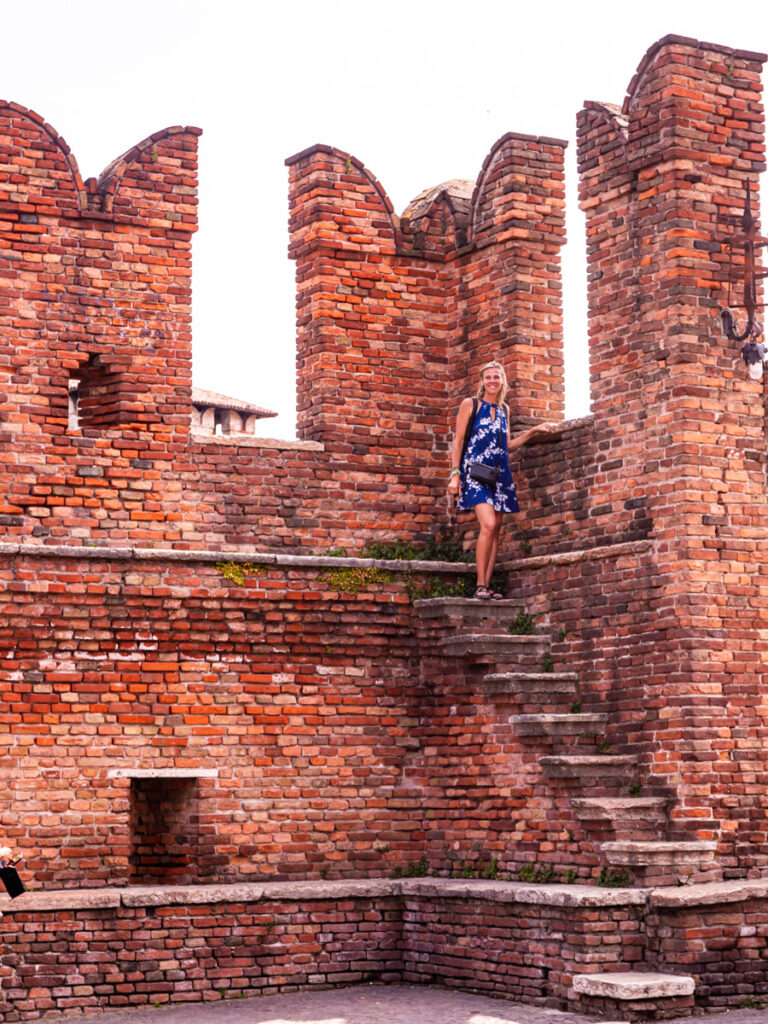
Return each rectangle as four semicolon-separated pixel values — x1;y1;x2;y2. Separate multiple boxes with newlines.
719;179;768;345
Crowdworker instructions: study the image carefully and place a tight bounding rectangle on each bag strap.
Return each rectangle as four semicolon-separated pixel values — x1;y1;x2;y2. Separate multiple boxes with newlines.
459;398;479;476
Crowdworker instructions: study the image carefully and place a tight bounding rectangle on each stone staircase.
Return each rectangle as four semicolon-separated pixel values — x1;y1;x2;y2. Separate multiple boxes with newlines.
413;594;721;1017
414;596;718;888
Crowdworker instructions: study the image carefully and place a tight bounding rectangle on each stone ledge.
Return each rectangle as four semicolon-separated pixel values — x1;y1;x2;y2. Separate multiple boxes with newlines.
572;972;695;1000
108;768;219;779
650;877;768;908
0;544;473;576
437;633;544;647
121;884;267;906
17;875;768;915
124;878;402;907
0;889;121;912
401;878;648;906
189;433;325;451
601;841;717;866
0;877;647;913
499;538;652;573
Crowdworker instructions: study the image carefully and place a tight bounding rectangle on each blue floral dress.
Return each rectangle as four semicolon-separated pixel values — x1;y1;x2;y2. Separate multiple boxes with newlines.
458;401;519;513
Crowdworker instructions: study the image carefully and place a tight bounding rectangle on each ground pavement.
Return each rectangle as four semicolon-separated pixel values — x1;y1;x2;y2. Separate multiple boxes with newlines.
26;985;768;1024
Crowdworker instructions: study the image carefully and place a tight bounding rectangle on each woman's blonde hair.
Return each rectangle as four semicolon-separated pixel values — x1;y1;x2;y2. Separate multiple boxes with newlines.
476;360;508;408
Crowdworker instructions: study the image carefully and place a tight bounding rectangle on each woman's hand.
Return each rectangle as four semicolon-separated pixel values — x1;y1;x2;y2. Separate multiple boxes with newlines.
447;474;461;497
509;421;562;453
529;421;561;440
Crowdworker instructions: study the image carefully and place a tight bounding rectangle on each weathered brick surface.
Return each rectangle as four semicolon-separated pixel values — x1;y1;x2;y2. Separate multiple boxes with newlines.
1;30;768;1023
5;880;768;1020
401;894;645;1003
0;553;433;888
0;895;403;1019
0;106;565;554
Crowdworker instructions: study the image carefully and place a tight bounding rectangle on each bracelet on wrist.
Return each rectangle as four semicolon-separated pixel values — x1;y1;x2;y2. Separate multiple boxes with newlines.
449;468;460;478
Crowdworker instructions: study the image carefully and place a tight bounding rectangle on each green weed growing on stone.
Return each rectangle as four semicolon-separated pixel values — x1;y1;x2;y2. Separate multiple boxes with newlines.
391;854;429;878
481;858;500;880
570;698;582;714
454;860;476;878
597;866;632;888
403;573;474;601
362;536;473;563
508;610;537;635
518;863;555;884
563;868;577;884
320;566;393;594
629;781;641;796
541;652;554;673
214;561;267;585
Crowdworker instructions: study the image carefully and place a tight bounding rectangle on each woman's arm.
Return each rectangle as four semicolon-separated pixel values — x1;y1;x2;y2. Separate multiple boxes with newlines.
447;398;474;495
508;421;561;454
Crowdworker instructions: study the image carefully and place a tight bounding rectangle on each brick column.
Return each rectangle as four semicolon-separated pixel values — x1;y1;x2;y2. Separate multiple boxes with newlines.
578;36;768;865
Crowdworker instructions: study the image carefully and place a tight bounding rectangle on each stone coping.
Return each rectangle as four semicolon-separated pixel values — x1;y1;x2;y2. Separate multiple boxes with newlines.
6;875;768;914
0;543;473;576
0;877;650;914
649;876;768;908
189;433;325;451
6;876;768;917
397;878;649;906
0;538;649;581
500;538;652;572
108;768;219;779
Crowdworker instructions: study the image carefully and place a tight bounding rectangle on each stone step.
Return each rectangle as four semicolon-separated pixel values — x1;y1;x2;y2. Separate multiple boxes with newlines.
572;797;669;839
573;796;669;820
436;633;547;661
573;971;695;1000
511;713;608;738
601;840;717;866
414;597;533;636
540;754;636;781
600;840;720;886
483;671;578;697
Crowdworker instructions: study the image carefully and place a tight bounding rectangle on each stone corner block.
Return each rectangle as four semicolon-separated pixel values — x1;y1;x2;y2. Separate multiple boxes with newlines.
573;972;695;1000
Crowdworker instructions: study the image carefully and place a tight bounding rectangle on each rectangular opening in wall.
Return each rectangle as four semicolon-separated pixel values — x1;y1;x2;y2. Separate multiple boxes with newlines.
68;378;80;430
128;775;202;885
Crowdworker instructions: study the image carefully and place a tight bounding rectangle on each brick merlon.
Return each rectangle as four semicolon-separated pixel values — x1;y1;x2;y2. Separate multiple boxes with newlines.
623;34;767;115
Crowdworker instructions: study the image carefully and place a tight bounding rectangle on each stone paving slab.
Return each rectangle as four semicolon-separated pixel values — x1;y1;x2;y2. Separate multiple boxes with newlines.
26;983;768;1024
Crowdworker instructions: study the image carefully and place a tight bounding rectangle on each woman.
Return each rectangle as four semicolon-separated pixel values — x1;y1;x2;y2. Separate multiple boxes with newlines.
447;361;557;599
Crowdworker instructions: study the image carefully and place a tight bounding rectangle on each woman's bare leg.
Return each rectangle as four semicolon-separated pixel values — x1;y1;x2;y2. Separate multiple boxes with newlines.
485;509;505;586
474;503;503;587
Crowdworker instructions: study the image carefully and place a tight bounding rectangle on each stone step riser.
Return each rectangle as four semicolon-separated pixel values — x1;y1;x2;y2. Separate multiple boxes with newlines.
512;714;609;739
483;672;578;702
600;841;721;885
414;598;538;636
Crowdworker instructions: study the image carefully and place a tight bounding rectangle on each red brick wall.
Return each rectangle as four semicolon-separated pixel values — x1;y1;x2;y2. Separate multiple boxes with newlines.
0;891;404;1018
2;31;768;900
6;881;766;1019
0;108;566;554
572;36;768;861
0;552;438;888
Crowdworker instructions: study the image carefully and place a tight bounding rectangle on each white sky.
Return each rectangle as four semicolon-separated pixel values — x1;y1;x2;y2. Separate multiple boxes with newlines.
3;0;766;438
